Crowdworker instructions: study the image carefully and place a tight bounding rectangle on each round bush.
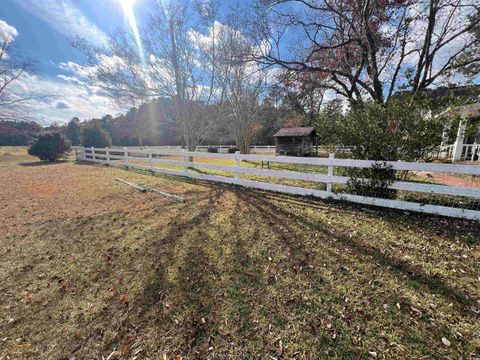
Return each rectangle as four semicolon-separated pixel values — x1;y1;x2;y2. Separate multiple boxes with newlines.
28;132;71;161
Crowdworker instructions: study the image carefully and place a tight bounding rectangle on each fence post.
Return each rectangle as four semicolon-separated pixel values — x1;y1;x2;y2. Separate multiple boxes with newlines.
327;153;334;193
148;149;153;169
183;151;189;174
91;147;95;162
235;151;241;179
124;147;128;167
105;147;110;164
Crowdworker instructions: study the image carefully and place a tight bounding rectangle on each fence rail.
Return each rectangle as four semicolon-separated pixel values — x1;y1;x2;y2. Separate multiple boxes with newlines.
75;147;480;220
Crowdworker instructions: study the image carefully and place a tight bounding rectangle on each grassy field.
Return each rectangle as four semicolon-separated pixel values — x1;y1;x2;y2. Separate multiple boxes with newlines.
1;147;479;359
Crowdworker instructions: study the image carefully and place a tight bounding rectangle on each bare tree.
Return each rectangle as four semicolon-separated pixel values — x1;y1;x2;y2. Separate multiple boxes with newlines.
458;8;480;77
73;0;224;151
0;32;35;120
279;70;327;125
216;20;266;153
247;0;480;108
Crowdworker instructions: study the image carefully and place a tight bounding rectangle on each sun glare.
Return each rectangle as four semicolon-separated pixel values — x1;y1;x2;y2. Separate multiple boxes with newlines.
118;0;145;64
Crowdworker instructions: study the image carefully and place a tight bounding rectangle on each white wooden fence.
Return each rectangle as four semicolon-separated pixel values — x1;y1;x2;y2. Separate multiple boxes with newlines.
75;147;480;220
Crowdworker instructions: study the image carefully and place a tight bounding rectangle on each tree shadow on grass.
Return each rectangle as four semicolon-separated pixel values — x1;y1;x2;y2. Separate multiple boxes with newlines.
152;172;480;245
257;190;480;245
19;160;70;167
232;189;480;356
73;160;100;166
231;193;355;357
141;187;224;303
134;187;224;354
240;188;479;316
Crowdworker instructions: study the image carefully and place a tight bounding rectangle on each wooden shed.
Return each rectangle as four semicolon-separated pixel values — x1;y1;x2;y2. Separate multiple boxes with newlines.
274;127;316;156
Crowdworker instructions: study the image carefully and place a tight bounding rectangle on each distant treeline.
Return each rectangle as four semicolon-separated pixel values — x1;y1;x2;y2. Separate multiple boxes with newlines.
1;96;293;147
0;120;44;146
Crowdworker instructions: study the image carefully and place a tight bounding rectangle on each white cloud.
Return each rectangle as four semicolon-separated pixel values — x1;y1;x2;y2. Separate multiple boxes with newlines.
11;72;123;125
0;19;18;44
59;55;128;80
189;21;229;50
14;0;108;46
59;61;95;78
56;74;86;85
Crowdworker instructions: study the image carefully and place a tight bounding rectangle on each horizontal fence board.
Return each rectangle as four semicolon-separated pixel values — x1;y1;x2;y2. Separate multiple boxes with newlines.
337;159;480;175
390;181;480;198
337;193;480;220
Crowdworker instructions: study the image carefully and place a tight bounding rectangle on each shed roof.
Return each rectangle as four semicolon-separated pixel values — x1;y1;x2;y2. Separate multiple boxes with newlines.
274;127;316;137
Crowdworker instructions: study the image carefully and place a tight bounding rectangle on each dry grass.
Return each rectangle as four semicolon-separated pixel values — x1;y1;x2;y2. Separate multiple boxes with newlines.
1;147;479;359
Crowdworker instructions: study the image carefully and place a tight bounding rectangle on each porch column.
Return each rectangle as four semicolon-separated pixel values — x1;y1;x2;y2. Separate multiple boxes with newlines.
452;119;467;162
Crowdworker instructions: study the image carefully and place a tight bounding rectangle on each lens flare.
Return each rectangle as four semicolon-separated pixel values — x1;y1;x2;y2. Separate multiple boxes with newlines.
118;0;144;64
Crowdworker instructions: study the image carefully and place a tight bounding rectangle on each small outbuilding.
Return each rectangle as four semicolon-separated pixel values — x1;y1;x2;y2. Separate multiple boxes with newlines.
274;127;317;156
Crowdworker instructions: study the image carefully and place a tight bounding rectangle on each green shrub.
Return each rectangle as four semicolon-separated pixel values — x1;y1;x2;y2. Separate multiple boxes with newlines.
317;96;444;162
317;96;444;199
345;162;397;199
28;132;71;161
81;121;111;148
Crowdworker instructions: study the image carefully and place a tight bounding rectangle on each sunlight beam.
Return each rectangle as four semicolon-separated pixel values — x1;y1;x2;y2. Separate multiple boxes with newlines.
118;0;145;65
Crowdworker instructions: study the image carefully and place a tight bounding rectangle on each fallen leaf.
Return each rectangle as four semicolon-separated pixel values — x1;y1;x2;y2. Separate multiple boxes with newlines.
441;337;451;347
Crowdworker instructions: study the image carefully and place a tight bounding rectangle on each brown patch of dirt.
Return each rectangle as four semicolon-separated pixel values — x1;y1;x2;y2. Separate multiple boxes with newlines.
422;172;480;188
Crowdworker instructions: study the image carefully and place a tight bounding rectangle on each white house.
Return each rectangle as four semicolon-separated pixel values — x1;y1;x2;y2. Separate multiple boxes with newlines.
441;102;480;162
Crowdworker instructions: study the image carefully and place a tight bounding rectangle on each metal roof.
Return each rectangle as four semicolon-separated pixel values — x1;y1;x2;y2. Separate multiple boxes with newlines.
274;127;316;137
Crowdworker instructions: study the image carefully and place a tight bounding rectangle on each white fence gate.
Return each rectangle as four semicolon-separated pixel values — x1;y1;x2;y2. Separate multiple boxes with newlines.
75;147;480;220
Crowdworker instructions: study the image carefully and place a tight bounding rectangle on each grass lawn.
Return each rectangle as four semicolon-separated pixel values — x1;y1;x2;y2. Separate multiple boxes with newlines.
1;147;479;359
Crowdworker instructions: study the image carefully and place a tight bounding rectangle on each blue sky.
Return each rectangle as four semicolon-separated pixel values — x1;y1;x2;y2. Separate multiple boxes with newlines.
0;0;159;125
2;1;475;126
0;0;245;126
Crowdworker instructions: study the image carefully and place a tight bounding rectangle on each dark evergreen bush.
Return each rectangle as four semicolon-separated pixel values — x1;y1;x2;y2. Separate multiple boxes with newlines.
28;132;71;161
